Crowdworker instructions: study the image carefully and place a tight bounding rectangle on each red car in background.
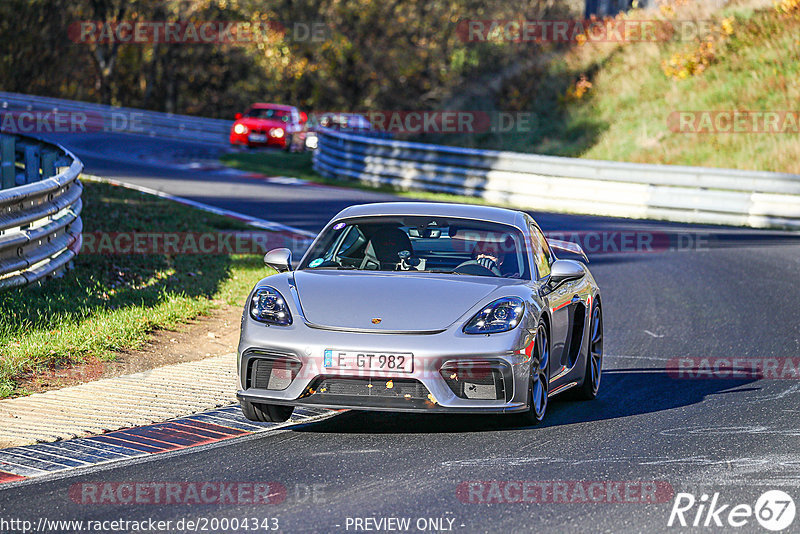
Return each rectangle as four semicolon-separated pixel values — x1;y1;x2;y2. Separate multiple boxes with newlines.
229;103;307;150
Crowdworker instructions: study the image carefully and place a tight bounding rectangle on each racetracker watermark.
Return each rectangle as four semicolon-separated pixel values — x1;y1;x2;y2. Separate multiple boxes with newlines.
446;230;710;256
0;110;148;134
312;111;534;134
668;111;800;134
457;19;722;43
667;357;800;380
80;230;712;258
68;21;330;44
80;231;309;255
69;482;287;505
544;231;710;255
457;480;674;504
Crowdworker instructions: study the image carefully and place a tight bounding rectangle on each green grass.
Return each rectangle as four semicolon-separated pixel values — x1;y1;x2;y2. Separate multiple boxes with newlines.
0;181;271;398
575;7;800;173
221;150;319;181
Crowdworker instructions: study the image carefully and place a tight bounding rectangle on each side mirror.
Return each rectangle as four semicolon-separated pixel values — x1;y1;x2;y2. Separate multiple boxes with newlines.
234;112;243;120
264;248;292;272
548;259;585;287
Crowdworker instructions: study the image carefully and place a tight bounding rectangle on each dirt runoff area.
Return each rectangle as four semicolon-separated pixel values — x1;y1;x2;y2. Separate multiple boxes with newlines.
15;302;243;396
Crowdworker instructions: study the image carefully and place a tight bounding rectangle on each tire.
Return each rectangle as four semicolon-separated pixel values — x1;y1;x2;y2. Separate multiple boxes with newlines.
575;301;603;400
515;319;550;426
240;399;294;422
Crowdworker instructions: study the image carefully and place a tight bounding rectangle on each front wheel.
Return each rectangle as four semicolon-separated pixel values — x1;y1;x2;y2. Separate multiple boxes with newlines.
240;399;294;422
575;301;603;400
515;320;550;426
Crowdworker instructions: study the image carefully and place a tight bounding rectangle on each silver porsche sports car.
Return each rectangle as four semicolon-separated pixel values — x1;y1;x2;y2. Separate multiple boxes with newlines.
237;202;602;425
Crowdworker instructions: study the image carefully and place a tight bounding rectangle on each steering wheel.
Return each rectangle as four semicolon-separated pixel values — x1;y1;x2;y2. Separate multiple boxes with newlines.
453;260;500;277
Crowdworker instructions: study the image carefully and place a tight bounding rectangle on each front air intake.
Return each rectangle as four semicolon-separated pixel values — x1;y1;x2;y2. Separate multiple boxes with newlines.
310;377;429;400
440;360;511;401
247;357;301;391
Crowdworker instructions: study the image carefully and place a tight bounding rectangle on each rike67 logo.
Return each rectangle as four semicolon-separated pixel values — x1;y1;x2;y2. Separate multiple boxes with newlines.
668;490;796;531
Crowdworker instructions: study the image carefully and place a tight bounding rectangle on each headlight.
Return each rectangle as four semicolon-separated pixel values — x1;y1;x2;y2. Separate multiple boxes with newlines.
269;127;284;138
463;297;524;335
250;287;292;326
305;134;318;149
233;123;248;135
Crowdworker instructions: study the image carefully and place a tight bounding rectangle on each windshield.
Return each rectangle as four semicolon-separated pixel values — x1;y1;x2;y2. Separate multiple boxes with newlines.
246;108;290;121
299;215;530;279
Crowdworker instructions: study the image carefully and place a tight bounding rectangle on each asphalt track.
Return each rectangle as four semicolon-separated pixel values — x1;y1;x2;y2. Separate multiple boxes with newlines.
1;132;800;533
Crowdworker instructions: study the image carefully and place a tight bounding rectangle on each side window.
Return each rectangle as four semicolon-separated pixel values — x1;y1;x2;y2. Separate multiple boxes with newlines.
336;226;366;259
529;224;551;279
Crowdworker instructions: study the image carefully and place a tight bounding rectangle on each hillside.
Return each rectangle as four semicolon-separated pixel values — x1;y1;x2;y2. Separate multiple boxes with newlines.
424;0;800;174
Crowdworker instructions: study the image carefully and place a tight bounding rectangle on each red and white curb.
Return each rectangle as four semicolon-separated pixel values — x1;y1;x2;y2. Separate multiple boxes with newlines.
0;405;333;486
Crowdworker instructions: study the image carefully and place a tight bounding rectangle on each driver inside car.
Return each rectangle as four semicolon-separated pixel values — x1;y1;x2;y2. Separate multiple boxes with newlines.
472;234;518;277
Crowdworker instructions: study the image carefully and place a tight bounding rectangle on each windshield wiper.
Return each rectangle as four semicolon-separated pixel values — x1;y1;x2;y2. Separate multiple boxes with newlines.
306;265;358;270
440;270;499;277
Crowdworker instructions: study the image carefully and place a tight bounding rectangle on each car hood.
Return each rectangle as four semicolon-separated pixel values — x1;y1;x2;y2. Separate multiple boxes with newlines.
293;270;520;333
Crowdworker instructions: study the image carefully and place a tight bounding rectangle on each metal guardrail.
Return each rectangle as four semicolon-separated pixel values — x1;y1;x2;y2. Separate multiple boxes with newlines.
313;128;800;229
0;92;230;145
0;132;83;290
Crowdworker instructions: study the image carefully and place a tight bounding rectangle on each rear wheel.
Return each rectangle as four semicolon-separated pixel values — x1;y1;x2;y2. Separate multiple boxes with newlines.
575;301;603;400
516;320;550;425
240;399;294;422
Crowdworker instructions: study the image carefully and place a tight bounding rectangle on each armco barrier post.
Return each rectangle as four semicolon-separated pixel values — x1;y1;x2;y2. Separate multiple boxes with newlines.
23;143;40;184
41;149;57;178
1;134;14;189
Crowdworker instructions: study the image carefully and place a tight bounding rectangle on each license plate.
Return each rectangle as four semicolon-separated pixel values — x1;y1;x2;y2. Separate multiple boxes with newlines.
248;133;267;142
324;350;413;373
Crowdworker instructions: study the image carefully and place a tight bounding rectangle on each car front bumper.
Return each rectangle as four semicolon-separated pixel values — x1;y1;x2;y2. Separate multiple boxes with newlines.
229;132;289;147
237;319;535;414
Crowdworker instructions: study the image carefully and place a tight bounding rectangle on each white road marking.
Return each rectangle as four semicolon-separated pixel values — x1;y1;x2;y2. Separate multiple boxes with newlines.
442;454;800;471
81;175;316;238
659;426;800;437
266;176;309;185
604;354;672;361
312;449;383;456
644;330;664;338
754;382;800;401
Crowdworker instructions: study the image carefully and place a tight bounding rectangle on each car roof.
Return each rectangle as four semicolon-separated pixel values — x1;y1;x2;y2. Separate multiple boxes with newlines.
249;103;296;111
333;202;525;228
